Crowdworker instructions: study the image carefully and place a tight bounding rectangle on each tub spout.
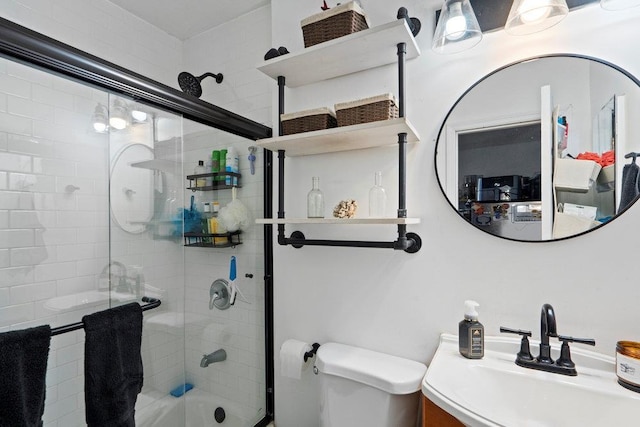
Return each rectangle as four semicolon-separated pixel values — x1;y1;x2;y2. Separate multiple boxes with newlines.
200;349;226;368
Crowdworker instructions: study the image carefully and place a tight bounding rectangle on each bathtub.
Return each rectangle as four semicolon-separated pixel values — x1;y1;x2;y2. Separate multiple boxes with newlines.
136;388;246;427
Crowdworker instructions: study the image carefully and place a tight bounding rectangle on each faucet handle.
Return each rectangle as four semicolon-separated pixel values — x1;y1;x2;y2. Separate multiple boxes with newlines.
500;327;532;337
557;335;596;346
556;335;596;369
500;327;534;361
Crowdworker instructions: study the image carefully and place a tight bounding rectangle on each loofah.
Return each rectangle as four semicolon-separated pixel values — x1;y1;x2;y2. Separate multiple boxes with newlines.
218;199;251;232
333;199;358;218
218;187;252;232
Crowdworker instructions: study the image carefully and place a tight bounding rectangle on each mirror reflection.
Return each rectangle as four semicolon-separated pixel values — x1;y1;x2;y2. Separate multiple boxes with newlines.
435;55;640;241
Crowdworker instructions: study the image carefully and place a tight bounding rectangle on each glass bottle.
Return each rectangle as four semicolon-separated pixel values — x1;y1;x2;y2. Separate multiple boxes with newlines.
369;171;387;218
211;150;221;186
307;176;324;218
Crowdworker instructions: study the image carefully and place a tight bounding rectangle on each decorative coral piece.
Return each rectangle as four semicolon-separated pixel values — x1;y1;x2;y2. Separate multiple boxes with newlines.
333;199;358;218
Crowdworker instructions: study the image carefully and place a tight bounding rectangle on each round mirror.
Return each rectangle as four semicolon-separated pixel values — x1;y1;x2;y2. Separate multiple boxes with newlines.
435;55;640;242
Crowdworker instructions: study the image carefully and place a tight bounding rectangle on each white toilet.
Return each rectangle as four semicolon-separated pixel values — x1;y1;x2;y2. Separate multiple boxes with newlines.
315;342;427;427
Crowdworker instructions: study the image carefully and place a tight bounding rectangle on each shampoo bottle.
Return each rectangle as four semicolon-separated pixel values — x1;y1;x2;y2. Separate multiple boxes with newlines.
459;300;484;359
201;202;212;244
225;147;239;186
219;149;227;182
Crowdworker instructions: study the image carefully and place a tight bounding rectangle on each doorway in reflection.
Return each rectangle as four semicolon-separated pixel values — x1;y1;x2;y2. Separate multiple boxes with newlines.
458;122;542;240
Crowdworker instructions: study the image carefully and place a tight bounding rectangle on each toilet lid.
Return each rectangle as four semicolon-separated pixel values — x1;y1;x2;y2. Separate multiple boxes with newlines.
315;342;427;395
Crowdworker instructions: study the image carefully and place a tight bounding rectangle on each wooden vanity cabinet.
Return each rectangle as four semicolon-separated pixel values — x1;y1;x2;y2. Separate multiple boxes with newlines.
422;394;464;427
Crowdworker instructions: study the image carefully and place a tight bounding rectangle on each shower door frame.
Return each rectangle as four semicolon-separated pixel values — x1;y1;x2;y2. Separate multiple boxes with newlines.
0;16;275;427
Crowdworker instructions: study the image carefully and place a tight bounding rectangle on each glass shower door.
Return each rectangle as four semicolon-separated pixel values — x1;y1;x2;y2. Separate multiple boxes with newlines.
181;119;268;427
0;56;113;425
104;94;189;426
0;54;268;427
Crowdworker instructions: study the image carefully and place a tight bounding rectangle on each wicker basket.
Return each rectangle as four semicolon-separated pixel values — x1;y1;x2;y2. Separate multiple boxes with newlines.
301;1;369;48
281;107;337;135
335;94;399;127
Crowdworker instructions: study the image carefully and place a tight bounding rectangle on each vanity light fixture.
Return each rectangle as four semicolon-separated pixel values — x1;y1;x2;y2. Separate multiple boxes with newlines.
432;0;482;54
600;0;640;9
109;98;129;130
505;0;569;35
92;103;108;133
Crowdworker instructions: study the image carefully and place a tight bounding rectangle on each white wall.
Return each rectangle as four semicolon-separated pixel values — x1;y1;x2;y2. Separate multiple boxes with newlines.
0;0;182;88
0;1;185;426
269;1;640;426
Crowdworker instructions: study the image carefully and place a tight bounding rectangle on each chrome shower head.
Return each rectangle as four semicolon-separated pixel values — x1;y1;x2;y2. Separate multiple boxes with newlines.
177;71;224;98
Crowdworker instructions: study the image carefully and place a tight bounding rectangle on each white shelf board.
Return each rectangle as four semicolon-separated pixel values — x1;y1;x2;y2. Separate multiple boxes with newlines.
130;159;179;173
256;218;420;225
256;117;420;156
256;20;420;87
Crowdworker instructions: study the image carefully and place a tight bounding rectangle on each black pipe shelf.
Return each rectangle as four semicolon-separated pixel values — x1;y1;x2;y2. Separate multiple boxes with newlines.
255;18;422;253
256;117;419;156
256;19;419;87
256;218;420;225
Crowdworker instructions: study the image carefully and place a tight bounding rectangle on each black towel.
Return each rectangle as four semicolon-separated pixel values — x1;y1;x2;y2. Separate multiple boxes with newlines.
618;162;640;212
83;303;143;427
0;325;51;427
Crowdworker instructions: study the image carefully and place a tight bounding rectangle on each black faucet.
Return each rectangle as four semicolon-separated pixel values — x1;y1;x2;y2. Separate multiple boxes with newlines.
538;303;557;364
501;303;595;376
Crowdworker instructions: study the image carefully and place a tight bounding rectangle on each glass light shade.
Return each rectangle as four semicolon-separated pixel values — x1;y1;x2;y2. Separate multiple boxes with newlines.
505;0;569;35
131;109;147;122
92;104;108;133
93;122;108;133
109;98;129;130
600;0;640;10
432;0;482;54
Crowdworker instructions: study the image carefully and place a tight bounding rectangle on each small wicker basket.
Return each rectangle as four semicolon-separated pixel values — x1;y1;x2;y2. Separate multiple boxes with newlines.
301;1;369;48
281;107;337;135
335;93;399;127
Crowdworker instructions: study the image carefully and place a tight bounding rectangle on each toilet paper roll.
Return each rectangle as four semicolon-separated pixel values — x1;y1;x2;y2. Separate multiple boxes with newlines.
280;339;312;380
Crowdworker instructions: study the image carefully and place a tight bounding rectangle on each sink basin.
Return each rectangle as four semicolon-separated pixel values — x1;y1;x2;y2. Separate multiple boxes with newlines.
422;334;640;426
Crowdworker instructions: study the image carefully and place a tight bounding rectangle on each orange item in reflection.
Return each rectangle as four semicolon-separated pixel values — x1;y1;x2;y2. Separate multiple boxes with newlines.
576;150;615;167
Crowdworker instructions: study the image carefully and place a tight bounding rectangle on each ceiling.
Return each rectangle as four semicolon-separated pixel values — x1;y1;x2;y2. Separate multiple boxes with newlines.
107;0;270;40
110;0;601;42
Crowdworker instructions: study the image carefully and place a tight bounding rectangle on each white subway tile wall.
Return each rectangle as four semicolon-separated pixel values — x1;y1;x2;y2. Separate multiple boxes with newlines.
0;1;187;425
0;1;273;426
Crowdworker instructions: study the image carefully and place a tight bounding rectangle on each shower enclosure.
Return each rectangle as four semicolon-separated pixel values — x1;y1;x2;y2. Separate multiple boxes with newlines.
0;17;273;427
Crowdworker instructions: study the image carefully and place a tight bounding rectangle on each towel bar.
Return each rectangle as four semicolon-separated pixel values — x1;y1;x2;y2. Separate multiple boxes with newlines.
50;296;161;336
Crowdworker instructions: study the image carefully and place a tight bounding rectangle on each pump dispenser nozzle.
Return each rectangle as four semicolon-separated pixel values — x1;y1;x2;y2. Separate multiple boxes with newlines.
464;300;479;320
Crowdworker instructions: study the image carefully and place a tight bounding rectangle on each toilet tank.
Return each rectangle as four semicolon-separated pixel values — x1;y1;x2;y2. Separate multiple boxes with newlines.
315;343;427;427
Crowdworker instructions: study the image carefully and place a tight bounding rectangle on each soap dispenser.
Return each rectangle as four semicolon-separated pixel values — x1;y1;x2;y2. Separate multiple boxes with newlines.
459;300;484;359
